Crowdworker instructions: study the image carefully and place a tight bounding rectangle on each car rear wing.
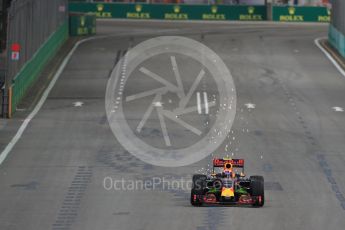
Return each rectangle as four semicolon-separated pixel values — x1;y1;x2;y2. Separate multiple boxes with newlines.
213;158;245;168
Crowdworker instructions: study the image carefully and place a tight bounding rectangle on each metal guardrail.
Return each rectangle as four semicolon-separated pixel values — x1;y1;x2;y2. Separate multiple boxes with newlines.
2;0;68;117
6;0;68;83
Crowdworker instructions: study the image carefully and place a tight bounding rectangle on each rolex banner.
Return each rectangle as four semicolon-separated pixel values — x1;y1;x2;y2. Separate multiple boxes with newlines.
69;3;330;23
272;6;331;22
68;3;267;21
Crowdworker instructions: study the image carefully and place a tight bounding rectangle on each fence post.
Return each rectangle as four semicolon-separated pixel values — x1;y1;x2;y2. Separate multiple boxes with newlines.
1;85;6;118
266;0;273;21
7;86;11;118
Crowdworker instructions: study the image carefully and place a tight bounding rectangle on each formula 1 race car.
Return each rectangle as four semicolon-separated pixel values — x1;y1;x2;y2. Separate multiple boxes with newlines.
190;158;264;207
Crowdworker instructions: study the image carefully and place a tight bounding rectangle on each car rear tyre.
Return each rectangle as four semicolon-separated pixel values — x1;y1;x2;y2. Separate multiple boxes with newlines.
190;189;202;206
192;174;207;195
250;175;264;207
190;174;207;206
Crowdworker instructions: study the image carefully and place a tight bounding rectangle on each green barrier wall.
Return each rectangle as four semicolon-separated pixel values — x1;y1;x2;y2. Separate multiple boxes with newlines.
69;3;267;21
273;6;330;22
329;24;345;58
11;21;69;111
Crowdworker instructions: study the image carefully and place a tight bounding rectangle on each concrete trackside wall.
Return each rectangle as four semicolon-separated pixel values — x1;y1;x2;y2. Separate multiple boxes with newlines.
329;0;345;59
10;21;69;114
331;0;345;36
329;25;345;59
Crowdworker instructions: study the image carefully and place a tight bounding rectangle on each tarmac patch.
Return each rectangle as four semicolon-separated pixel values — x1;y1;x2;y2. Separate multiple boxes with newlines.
264;182;283;191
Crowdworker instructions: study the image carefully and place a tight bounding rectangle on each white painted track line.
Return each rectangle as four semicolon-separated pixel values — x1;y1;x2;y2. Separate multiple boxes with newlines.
0;37;97;166
315;37;345;78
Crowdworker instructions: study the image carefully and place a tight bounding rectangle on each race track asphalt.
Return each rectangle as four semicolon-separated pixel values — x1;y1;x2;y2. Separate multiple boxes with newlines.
0;20;345;230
